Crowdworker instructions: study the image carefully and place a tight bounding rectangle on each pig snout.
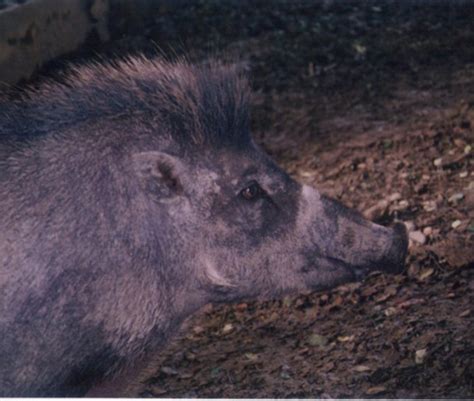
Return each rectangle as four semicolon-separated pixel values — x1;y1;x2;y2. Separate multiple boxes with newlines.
300;188;409;283
348;222;408;282
375;222;408;274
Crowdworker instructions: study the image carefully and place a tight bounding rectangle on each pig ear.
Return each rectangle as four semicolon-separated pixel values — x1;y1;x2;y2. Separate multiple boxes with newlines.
132;151;185;200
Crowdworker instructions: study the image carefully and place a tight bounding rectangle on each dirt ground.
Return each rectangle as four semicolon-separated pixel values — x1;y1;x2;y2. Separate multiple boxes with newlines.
36;1;473;398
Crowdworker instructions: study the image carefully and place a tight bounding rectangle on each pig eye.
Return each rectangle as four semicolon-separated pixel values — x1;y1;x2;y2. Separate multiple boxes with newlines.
240;181;262;201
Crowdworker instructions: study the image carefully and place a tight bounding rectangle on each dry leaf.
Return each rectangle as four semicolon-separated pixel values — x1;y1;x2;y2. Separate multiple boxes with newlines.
222;323;234;334
337;335;355;342
385;306;398;316
192;325;205;334
375;286;398;303
418;268;434;280
161;366;178;376
244;353;259;362
415;348;427;364
308;334;328;347
366;385;386;395
353;365;372;372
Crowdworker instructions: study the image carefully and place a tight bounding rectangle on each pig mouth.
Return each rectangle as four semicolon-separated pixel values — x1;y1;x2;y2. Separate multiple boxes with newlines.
304;223;408;289
303;256;403;292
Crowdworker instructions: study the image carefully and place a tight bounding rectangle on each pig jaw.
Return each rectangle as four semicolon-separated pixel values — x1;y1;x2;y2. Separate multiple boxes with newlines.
298;185;408;289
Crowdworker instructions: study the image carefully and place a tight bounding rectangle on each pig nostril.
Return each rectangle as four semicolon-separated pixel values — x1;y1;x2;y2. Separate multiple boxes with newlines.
385;222;409;273
392;222;409;247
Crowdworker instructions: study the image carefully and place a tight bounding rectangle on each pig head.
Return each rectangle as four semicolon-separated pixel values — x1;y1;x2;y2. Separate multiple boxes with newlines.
0;57;407;396
132;145;408;305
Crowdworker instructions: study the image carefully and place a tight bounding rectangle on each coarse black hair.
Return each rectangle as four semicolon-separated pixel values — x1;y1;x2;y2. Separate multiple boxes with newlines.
0;56;251;150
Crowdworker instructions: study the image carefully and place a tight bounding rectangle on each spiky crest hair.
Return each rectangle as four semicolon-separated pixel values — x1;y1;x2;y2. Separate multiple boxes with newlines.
0;56;251;149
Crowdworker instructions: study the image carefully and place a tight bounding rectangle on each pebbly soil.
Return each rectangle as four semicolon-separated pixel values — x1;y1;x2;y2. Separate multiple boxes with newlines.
34;1;474;398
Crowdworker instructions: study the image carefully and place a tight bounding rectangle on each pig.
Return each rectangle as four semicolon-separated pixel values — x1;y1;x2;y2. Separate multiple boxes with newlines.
0;56;408;396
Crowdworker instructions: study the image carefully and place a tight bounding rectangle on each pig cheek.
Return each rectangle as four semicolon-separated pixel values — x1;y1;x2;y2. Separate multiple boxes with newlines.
244;248;313;298
236;201;264;230
212;205;266;245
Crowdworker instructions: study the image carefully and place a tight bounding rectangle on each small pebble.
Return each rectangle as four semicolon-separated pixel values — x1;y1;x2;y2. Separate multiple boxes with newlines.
397;200;409;210
404;221;416;232
451;220;462;229
415;349;427;364
161;366;178;376
465;145;472;154
433;158;442;167
300;170;316;178
409;230;426;245
307;333;328;347
459;309;470;318
388;192;402;202
353;365;372;373
192;326;205;334
423;200;437;212
448;192;464;203
459;171;468;178
363;199;388;220
384;307;398;317
422;226;433;236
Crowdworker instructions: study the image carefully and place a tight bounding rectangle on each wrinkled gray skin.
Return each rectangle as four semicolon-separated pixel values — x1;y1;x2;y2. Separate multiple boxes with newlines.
0;57;408;396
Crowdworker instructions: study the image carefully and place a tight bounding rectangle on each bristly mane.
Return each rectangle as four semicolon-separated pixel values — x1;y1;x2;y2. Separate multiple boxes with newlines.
0;56;251;149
